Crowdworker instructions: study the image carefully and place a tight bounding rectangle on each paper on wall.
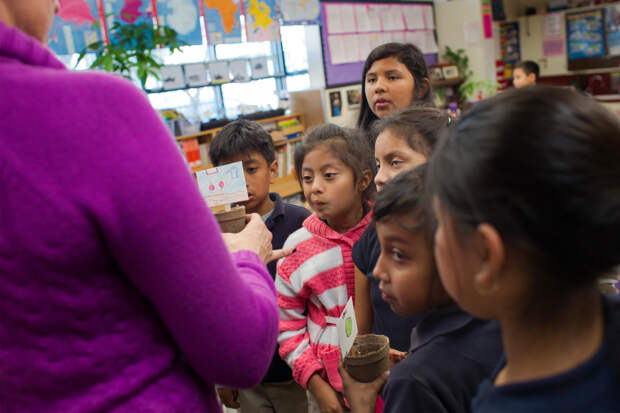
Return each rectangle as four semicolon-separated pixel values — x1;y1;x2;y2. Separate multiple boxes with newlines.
250;56;270;78
328;35;347;64
403;5;425;30
337;298;358;359
207;61;230;84
355;5;371;33
358;33;372;62
379;32;392;46
388;5;405;31
424;30;439;53
406;30;425;50
230;59;250;82
340;4;357;33
544;12;562;37
367;5;382;32
369;32;383;51
161;66;185;90
464;20;483;48
391;31;405;43
423;5;435;29
325;4;343;34
378;5;404;31
343;34;360;63
184;63;208;87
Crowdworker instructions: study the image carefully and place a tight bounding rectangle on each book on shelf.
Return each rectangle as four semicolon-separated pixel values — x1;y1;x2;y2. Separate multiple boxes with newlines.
260;121;278;132
181;138;201;168
276;116;300;129
199;143;210;167
285;141;296;176
276;146;287;178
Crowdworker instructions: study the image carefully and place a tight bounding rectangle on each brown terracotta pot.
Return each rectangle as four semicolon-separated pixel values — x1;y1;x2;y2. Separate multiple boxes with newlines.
344;334;390;382
214;206;246;233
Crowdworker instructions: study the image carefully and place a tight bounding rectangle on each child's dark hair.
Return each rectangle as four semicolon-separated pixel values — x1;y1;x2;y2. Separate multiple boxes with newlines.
294;124;376;204
515;60;540;81
373;164;435;243
208;119;275;166
429;86;620;293
371;106;451;157
358;42;434;131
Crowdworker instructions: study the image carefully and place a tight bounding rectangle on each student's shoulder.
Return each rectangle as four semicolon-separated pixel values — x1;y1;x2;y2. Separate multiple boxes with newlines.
282;202;312;222
383;362;442;413
282;225;314;250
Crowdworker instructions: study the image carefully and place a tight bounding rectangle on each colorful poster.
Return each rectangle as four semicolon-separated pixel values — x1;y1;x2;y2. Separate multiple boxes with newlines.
566;10;604;59
49;0;102;55
102;0;152;27
244;0;280;42
543;13;564;57
606;5;620;56
279;0;320;25
499;21;520;64
155;0;203;45
481;0;493;39
202;0;242;44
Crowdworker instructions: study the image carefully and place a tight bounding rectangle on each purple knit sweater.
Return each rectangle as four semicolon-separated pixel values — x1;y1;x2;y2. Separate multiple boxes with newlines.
0;22;278;413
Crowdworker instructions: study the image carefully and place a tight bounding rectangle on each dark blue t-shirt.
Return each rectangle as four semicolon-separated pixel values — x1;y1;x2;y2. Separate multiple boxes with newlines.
472;295;620;413
263;192;311;383
352;224;424;352
381;305;502;413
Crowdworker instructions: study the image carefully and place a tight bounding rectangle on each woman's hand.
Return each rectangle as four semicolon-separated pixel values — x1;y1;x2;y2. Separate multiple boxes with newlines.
339;361;388;413
221;214;292;263
308;373;346;413
217;387;240;409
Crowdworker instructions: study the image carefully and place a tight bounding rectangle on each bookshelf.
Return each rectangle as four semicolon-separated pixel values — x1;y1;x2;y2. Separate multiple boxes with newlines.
176;113;305;199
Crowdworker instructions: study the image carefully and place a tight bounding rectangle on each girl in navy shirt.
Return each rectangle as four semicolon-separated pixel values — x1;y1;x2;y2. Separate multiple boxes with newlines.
429;86;620;412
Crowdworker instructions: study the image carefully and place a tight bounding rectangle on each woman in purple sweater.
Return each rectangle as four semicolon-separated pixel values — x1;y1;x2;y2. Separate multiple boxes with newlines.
0;1;286;412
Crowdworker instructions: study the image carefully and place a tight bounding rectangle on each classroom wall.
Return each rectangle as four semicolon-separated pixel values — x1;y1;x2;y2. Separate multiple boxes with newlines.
324;84;362;127
434;0;498;93
501;2;620;77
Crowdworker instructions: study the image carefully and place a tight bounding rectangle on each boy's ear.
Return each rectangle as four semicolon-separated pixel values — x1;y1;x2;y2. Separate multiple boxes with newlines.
357;169;373;193
527;73;537;85
269;160;278;184
472;223;505;296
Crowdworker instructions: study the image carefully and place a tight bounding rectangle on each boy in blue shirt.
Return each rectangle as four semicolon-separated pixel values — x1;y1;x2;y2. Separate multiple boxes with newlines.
209;119;311;412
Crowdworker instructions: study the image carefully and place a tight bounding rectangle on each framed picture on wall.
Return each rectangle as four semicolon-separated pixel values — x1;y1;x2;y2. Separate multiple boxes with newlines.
346;87;362;108
329;91;343;117
430;66;444;81
442;65;460;79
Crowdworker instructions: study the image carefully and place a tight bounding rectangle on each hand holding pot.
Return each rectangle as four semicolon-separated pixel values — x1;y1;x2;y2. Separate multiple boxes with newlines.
339;361;388;413
221;214;292;264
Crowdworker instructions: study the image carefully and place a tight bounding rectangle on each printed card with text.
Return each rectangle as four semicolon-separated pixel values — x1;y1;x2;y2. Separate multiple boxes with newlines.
337;297;358;359
196;161;248;207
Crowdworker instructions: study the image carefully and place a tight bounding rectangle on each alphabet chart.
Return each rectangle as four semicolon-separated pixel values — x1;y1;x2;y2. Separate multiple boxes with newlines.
196;161;249;207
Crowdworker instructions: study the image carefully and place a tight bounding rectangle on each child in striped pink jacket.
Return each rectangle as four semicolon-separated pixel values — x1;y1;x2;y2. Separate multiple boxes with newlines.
276;124;375;413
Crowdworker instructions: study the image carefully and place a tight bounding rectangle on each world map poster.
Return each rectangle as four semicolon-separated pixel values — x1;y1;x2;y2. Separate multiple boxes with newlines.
244;0;279;42
102;0;153;28
203;0;242;44
279;0;320;25
156;0;203;45
48;0;102;55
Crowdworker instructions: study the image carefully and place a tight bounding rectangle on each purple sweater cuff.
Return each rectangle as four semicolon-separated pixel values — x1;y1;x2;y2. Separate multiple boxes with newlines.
231;250;276;290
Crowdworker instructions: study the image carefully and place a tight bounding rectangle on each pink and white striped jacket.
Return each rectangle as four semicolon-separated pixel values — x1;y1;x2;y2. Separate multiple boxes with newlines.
276;212;372;391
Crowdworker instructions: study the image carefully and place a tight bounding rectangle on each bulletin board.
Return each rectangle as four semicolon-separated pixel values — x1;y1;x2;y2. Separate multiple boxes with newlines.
320;0;438;88
566;7;620;71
